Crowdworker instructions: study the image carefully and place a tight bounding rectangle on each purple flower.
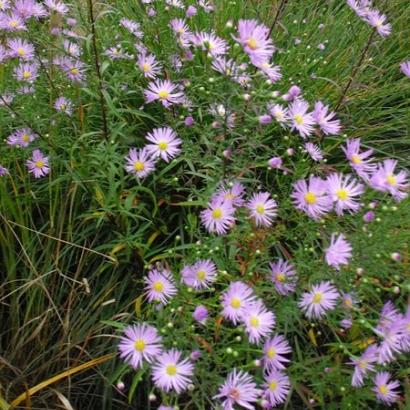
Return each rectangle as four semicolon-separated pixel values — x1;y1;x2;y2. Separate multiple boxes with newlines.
144;268;177;305
137;53;162;79
193;31;228;57
325;233;352;270
258;114;272;125
256;62;282;83
144;79;184;107
269;259;297;295
400;305;410;352
348;345;378;387
63;40;81;57
400;60;410;78
14;0;47;19
184;116;194;126
291;175;332;220
118;323;162;369
0;12;26;31
372;372;400;405
213;182;246;208
327;173;364;215
370;159;408;202
44;0;69;14
262;369;290;407
299;281;339;319
342;138;375;180
363;210;375;222
288;99;315;138
268;156;283;169
151;349;194;394
341;292;357;310
312;101;341;135
26;149;50;178
181;259;217;289
193;305;208;324
186;5;197;17
263;334;291;370
0;165;9;176
104;46;132;60
235;19;275;66
304;142;323;162
366;10;391;37
376;301;401;333
200;197;236;235
54;96;73;116
7;128;37;147
7;38;34;59
61;58;86;82
120;18;143;38
214;369;261;410
0;0;10;11
145;127;181;162
241;299;275;345
376;321;404;364
221;281;255;324
283;85;302;102
124;147;156;179
246;192;277;227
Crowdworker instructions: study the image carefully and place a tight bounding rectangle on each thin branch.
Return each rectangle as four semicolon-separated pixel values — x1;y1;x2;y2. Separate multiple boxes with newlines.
268;0;288;38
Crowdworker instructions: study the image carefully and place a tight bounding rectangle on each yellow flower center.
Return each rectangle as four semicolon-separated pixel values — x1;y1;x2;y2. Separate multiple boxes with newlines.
197;270;206;280
246;38;258;50
224;193;235;200
351;154;362;165
153;281;164;292
134;339;145;352
212;208;222;219
255;204;265;214
379;384;388;395
17;48;25;56
304;192;317;204
267;347;276;359
275;111;284;120
35;160;44;168
249;316;259;328
23;71;31;79
134;161;145;171
60;104;66;110
10;20;18;28
230;297;241;309
375;20;382;28
70;68;79;75
158;90;169;99
344;298;352;308
142;63;151;72
158;141;168;151
386;174;397;186
407;322;410;331
269;381;278;391
358;360;367;369
336;189;349;201
22;134;30;142
313;292;323;304
165;364;177;376
177;28;185;34
276;273;285;282
294;114;304;125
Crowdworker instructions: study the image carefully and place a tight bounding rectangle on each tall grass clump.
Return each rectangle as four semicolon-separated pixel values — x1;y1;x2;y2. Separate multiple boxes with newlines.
0;0;409;409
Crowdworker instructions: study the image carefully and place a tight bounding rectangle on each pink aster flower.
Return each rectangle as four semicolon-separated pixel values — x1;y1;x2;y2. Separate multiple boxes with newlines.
341;292;357;310
193;31;228;57
327;173;364;215
282;85;301;102
192;305;208;324
0;0;10;11
342;138;376;180
169;18;190;37
268;103;289;126
235;19;275;66
221;281;256;325
145;127;181;162
288;99;315;138
372;372;400;406
137;53;162;79
61;58;86;82
0;11;26;31
348;344;378;387
370;159;408;202
7;127;37;147
0;165;9;176
181;259;217;289
13;61;39;82
312;101;341;135
246;192;277;227
63;40;81;57
400;305;410;352
213;182;246;208
44;0;69;14
211;56;240;78
124;147;156;178
304;142;323;162
299;281;339;319
120;18;143;38
118;323;162;369
7;38;34;59
214;369;261;410
325;233;352;270
54;96;73;116
241;299;275;345
13;0;47;19
151;349;194;394
269;259;297;296
263;334;291;370
400;61;410;78
366;10;391;37
256;61;282;83
26;149;50;178
144;79;184;107
186;5;197;17
144;268;177;305
262;369;290;407
291;175;332;219
200;197;236;235
376;321;404;364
